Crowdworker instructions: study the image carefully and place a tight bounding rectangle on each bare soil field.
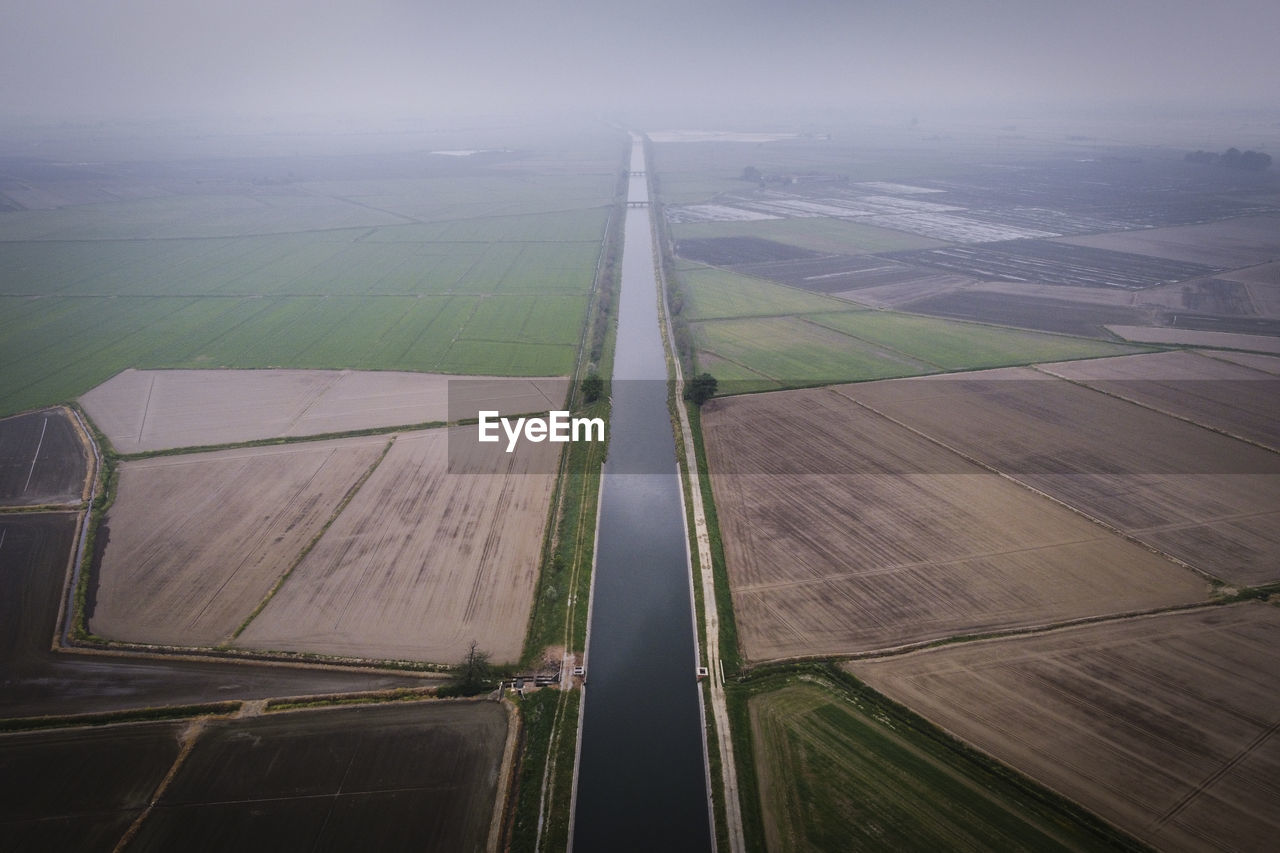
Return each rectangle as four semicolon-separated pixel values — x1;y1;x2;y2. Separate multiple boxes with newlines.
1219;260;1280;318
90;436;389;647
1058;215;1280;268
234;427;557;664
0;512;77;668
0;701;508;853
0;407;88;506
840;369;1280;585
1203;350;1280;375
82;368;567;453
831;272;976;308
0;720;184;852
0;512;430;718
675;236;820;266
901;274;1276;338
887;240;1219;290
732;254;935;294
1042;350;1280;448
847;603;1280;853
701;388;1207;662
1106;325;1280;353
131;702;508;853
1136;277;1258;316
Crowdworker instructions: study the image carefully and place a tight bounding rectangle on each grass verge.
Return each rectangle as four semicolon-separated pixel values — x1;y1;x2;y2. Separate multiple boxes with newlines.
725;663;1151;852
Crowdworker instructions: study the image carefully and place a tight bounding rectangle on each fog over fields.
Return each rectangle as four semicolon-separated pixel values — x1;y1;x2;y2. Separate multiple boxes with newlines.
1;0;1277;122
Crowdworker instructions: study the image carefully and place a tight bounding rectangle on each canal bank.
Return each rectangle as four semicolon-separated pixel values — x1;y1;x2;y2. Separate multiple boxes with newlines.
571;138;713;851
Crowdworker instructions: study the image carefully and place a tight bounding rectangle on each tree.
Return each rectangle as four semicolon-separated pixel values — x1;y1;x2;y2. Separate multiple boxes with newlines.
685;372;717;405
1240;150;1272;171
443;640;494;697
581;371;604;403
740;165;762;182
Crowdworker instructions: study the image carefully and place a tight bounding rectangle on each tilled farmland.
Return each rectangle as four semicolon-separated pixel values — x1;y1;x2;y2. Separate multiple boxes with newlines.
839;365;1280;585
88;425;556;664
0;701;510;853
846;603;1280;853
81;368;567;453
90;437;390;647
701;385;1209;662
233;428;558;663
1040;349;1280;449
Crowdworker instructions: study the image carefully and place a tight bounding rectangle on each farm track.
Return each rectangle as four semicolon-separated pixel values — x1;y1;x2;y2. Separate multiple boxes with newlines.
655;186;747;851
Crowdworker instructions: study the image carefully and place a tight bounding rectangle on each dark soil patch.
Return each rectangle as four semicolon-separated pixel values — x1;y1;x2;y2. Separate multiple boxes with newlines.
675;236;819;266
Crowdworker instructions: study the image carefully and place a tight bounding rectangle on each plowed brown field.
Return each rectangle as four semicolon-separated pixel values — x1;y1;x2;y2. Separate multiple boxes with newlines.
90;436;388;646
234;428;557;664
1040;350;1280;450
81;368;567;453
839;367;1280;585
847;603;1280;853
701;388;1208;661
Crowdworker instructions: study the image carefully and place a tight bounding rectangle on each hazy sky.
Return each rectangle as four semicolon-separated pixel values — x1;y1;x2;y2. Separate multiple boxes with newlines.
1;0;1276;119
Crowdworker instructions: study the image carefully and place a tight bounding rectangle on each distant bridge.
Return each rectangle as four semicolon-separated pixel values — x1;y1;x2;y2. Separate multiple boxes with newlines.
626;200;649;208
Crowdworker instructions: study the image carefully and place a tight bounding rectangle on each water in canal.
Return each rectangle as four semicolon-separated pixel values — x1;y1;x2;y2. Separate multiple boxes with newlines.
572;141;713;851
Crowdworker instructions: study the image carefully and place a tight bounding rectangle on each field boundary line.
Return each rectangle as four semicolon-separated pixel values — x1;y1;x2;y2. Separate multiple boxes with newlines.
21;415;48;494
828;385;1222;585
1151;714;1280;834
56;404;101;649
795;315;946;371
0;503;81;515
1194;347;1280;377
226;435;396;643
786;600;1233;666
565;456;603;853
490;698;522;853
115;418;449;461
112;716;208;853
1033;363;1280;454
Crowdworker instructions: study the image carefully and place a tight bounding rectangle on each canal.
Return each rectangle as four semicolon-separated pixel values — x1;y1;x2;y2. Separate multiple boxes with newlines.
571;138;713;851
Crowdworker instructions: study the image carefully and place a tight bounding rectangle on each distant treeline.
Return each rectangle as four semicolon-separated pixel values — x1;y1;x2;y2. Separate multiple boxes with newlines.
1185;147;1272;171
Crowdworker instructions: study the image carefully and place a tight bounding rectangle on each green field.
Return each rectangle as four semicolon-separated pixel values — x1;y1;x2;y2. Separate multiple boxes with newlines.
807;310;1142;368
0;141;621;415
747;679;1141;852
672;216;944;255
677;263;1142;391
679;265;850;321
0;292;583;414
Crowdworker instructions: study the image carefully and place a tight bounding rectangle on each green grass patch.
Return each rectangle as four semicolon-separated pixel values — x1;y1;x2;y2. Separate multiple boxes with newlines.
522;400;608;662
680;265;853;321
809;310;1144;369
694;315;925;388
364;207;610;244
689;310;1146;395
728;668;1147;853
509;689;580;853
0;293;585;415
